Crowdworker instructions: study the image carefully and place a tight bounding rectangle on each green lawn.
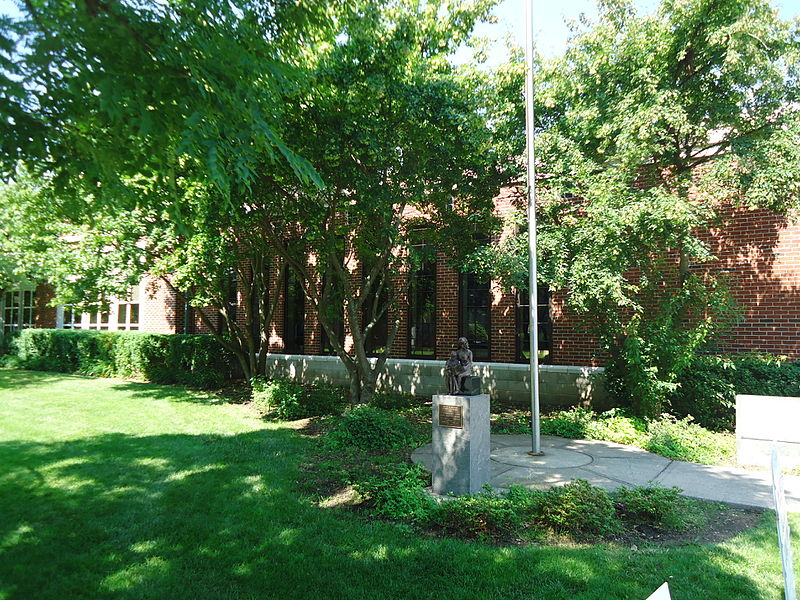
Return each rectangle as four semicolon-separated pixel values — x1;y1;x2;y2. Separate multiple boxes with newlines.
0;369;798;600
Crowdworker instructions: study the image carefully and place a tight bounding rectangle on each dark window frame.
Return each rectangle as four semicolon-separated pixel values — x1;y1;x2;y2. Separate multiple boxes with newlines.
458;272;491;362
407;254;437;359
283;269;305;355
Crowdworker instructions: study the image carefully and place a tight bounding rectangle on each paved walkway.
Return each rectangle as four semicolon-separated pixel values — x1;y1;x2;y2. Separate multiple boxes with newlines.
411;434;800;511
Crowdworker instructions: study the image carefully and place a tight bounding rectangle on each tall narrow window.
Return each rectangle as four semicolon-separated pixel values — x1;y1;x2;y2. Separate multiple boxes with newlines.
408;256;436;358
516;286;552;363
117;286;141;331
459;273;490;361
284;269;305;354
362;255;388;357
2;288;36;332
319;278;344;356
320;241;345;355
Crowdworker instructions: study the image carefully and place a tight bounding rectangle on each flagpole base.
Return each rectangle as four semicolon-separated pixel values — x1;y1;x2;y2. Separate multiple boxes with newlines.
527;451;545;457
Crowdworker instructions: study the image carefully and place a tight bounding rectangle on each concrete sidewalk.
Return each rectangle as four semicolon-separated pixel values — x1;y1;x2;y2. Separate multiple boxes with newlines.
411;434;800;511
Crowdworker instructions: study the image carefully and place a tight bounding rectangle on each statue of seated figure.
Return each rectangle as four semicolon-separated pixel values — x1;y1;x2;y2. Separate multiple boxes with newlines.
445;337;473;394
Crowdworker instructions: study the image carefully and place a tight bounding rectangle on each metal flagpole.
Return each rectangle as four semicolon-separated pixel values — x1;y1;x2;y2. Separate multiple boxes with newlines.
525;0;543;456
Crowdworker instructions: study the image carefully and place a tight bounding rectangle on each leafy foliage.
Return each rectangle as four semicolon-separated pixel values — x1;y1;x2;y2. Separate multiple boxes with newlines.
614;485;703;531
471;0;800;418
353;463;434;521
538;407;733;464
645;414;736;465
324;406;418;451
250;379;347;420
670;356;800;431
9;329;231;388
540;480;622;537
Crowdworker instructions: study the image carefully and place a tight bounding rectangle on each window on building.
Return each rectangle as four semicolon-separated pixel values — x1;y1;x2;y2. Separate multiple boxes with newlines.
408;254;436;358
2;288;36;332
284;269;305;354
459;273;490;361
516;286;552;363
62;307;82;329
117;286;141;331
88;310;110;330
319;282;345;356
362;254;389;357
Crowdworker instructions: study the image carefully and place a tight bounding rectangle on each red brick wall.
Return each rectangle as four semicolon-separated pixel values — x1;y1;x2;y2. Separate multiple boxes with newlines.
705;205;800;358
34;284;56;329
47;189;798;366
140;277;180;334
547;204;800;365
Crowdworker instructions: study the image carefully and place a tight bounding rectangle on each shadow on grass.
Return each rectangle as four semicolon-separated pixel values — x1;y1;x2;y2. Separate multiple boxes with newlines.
0;428;778;600
108;380;227;405
0;368;83;391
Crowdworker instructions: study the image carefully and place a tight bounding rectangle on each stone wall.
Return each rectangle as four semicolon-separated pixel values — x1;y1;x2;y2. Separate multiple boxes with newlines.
260;353;607;409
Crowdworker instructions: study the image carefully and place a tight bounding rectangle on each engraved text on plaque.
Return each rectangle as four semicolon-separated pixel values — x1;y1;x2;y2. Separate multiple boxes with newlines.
438;404;463;429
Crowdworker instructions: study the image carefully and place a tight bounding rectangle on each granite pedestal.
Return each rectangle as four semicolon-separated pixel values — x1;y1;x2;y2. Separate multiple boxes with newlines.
432;393;490;495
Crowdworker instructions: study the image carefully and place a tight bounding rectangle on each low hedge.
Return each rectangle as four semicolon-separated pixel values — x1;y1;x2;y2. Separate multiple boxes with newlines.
670;355;800;431
7;328;232;388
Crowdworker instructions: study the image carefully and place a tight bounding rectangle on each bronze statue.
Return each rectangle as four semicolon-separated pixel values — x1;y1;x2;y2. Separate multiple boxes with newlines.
445;337;474;394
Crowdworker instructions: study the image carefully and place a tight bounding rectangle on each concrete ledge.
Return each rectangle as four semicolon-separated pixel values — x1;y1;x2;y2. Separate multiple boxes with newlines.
737;394;800;468
260;354;607;407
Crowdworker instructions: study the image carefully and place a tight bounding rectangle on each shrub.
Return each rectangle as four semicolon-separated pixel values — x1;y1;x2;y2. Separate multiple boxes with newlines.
671;355;800;431
614;485;700;531
251;379;347;420
540;480;621;537
10;328;231;388
585;409;647;445
370;391;424;410
427;488;527;539
645;414;735;465
540;407;593;438
353;463;434;522
326;406;417;451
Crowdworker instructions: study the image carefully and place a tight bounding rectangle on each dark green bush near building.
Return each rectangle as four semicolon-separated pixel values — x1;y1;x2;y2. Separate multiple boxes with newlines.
7;328;231;388
670;356;800;431
325;405;418;451
251;378;348;420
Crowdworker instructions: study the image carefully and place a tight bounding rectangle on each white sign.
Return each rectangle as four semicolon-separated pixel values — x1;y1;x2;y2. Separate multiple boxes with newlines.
645;582;671;600
772;445;797;600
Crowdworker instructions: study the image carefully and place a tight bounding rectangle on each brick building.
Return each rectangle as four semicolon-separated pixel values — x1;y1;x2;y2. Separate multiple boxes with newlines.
2;187;798;404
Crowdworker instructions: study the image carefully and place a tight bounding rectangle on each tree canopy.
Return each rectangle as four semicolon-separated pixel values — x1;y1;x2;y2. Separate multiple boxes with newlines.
0;0;504;402
472;0;800;416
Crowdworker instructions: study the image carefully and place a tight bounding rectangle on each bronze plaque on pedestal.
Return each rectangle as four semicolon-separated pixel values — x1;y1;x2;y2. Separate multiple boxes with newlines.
438;404;463;429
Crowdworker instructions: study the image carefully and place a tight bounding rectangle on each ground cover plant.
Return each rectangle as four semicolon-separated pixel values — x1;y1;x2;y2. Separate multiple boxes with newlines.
490;406;736;466
1;368;798;600
301;406;751;547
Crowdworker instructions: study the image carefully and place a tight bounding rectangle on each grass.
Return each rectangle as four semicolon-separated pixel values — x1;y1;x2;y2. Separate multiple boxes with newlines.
1;368;799;600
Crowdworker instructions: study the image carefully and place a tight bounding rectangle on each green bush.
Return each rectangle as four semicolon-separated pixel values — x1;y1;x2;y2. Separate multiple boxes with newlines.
370;390;424;410
540;480;621;537
586;409;647;445
671;356;800;431
251;379;346;420
540;407;594;438
353;463;434;522
326;406;417;451
645;414;735;465
427;488;528;539
614;485;700;531
540;407;647;445
9;329;231;388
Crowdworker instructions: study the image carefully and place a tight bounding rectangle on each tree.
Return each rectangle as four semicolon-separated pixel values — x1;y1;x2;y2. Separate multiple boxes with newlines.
1;0;505;402
472;0;800;417
217;0;503;404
